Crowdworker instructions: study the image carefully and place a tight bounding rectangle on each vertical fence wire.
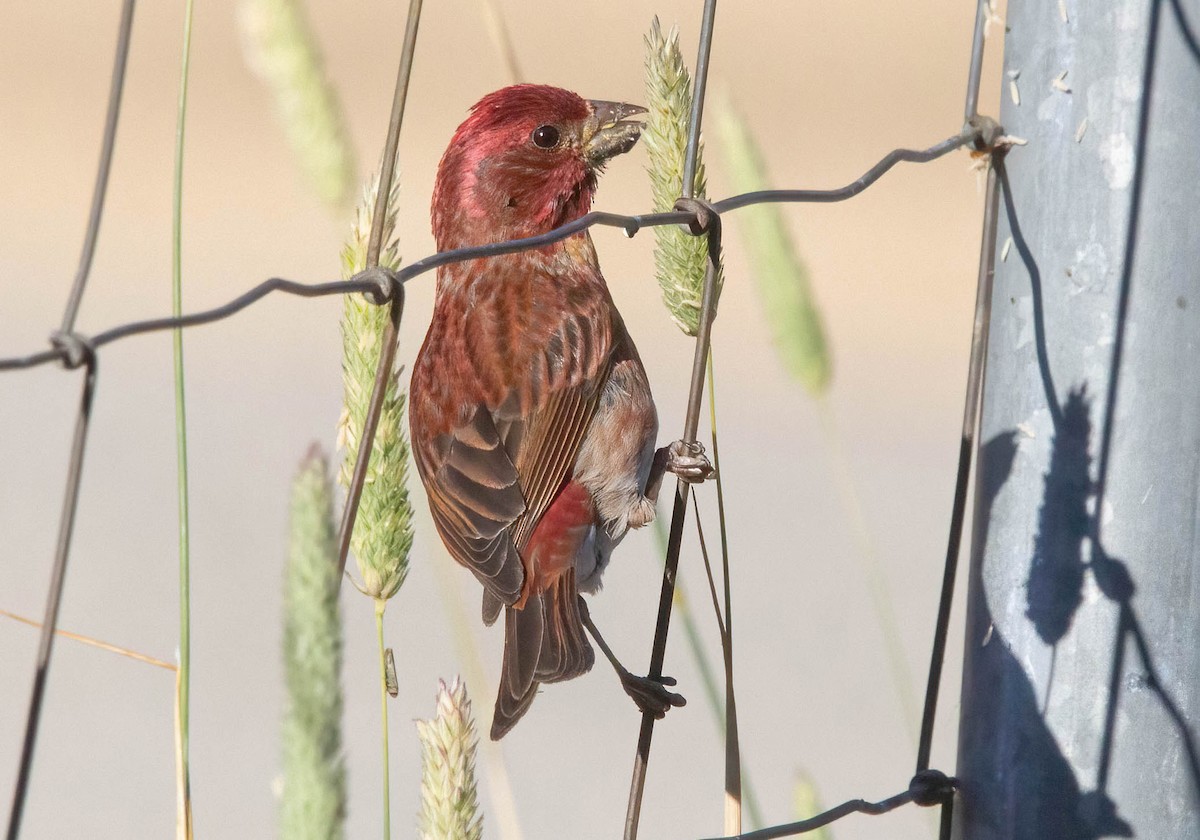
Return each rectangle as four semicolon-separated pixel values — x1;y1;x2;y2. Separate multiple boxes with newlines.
59;0;136;334
692;0;1002;836
914;0;1000;780
623;2;722;838
963;0;989;125
5;359;99;840
5;3;135;836
915;165;999;778
680;0;718;199
334;0;422;579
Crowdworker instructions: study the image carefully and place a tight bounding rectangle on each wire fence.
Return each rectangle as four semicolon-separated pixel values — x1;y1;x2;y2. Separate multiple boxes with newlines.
3;0;1005;838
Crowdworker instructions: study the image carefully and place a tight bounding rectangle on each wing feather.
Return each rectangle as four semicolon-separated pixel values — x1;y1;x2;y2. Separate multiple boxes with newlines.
413;258;615;615
509;341;606;551
419;407;526;603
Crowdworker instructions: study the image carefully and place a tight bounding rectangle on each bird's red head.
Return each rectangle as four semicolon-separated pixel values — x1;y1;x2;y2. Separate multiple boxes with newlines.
431;84;646;251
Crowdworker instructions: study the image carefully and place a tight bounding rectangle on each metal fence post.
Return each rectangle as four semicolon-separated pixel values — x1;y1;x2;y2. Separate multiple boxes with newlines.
955;0;1200;837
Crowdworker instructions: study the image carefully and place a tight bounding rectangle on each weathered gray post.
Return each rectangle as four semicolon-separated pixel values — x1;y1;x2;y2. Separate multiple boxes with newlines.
954;0;1200;837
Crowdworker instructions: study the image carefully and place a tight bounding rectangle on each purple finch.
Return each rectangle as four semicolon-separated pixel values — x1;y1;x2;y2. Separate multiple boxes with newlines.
410;84;711;739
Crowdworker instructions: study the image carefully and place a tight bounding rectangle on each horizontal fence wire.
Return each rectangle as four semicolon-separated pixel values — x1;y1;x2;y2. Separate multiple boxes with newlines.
699;782;929;840
2;0;1003;837
0;276;389;372
0;127;978;374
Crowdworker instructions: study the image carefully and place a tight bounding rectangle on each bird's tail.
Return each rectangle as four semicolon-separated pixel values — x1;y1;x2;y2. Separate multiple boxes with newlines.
490;569;594;740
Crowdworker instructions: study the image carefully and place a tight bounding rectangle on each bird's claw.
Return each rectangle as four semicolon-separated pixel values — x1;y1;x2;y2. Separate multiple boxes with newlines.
665;439;715;483
620;671;686;719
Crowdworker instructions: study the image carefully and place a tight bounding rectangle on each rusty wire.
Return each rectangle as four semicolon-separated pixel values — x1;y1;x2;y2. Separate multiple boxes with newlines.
2;0;1005;837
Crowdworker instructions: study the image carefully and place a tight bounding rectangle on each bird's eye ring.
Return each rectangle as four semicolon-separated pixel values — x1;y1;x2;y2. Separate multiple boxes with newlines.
531;125;560;149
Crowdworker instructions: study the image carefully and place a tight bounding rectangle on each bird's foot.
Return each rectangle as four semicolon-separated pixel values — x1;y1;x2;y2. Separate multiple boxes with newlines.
620;670;686;719
664;439;715;483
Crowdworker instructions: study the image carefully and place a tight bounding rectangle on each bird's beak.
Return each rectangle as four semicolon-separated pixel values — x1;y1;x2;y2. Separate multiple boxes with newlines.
584;100;647;167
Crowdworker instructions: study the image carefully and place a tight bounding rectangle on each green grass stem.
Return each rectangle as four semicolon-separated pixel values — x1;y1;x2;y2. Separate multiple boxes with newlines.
815;398;919;743
713;95;917;744
171;0;196;834
653;516;764;830
477;0;523;83
793;772;831;840
705;349;743;835
376;598;391;840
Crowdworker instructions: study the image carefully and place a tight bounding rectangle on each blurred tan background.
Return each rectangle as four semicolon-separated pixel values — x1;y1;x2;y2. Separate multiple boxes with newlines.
0;1;1004;838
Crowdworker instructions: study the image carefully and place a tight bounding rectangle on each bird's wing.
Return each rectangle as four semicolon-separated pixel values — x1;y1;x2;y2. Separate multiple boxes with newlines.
417;276;614;611
422;382;605;611
507;380;605;552
421;407;528;605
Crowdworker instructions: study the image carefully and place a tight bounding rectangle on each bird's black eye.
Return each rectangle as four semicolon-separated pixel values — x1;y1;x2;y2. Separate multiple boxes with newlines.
531;124;560;149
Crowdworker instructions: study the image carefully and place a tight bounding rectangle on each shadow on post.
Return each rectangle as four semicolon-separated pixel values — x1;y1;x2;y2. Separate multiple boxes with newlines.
959;0;1200;834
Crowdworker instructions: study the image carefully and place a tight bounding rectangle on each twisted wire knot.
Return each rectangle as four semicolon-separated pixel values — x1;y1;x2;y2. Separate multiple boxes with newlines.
966;114;1003;152
354;266;401;306
49;331;96;370
673;196;721;237
908;768;957;807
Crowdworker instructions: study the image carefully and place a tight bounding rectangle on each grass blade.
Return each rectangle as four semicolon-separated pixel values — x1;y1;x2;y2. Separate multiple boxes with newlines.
171;1;196;834
712;98;830;395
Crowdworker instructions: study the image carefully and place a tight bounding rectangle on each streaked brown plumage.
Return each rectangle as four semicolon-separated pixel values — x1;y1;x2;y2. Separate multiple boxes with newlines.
411;84;698;739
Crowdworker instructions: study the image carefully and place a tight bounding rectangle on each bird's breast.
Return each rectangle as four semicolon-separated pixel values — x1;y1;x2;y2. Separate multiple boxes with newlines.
413;247;613;436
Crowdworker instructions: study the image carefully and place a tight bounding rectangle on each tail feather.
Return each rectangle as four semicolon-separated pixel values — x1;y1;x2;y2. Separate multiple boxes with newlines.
539;570;594;684
490;573;594;739
481;589;503;626
491;680;537;741
502;590;544;699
